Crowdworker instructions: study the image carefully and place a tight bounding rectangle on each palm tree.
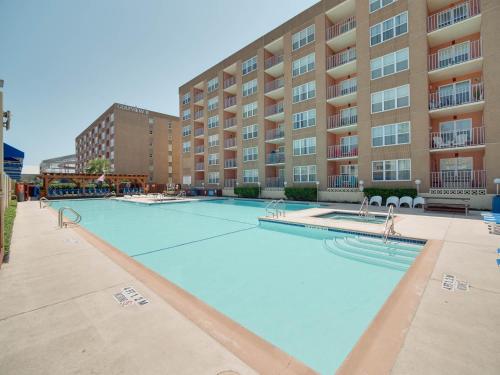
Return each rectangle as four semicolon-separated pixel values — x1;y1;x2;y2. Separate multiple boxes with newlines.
84;158;110;174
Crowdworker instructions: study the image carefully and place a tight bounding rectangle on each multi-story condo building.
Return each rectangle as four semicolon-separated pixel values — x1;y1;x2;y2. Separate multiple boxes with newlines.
76;103;180;184
179;0;500;208
40;154;77;174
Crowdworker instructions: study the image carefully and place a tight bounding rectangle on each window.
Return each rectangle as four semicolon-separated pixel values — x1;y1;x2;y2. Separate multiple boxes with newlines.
439;118;472;145
208;134;219;147
207;96;218;111
243;146;258;162
372;122;411;147
293;81;316;103
243;102;258;119
372;159;411;181
371;84;409;113
370;0;397;13
292;53;315;77
293;109;316;130
242;79;258;97
293;137;316;155
292;25;315;51
340;164;358;176
182;92;191;105
437;41;472;69
207;77;219;93
242;56;257;75
208;153;219;165
243;169;259;183
242;124;258;140
208;172;220;184
439;157;473;173
293;165;317;182
208;115;219;129
182;109;191;121
182;141;191;153
371;48;409;80
182;125;192;137
370;12;408;46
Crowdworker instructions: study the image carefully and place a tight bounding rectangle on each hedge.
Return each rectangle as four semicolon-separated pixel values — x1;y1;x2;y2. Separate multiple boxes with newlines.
234;186;260;198
363;187;417;203
3;200;17;261
284;187;317;201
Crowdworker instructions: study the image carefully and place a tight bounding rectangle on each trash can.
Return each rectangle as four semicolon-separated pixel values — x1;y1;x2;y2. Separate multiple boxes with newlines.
493;195;500;213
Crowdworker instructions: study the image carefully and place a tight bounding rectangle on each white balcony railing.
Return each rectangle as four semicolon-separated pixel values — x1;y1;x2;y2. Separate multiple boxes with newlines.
266;152;285;164
430;170;486;189
327;145;358;159
327;48;356;70
328;112;358;130
265;101;284;117
328;175;358;189
429;82;484;110
430;126;485;149
428;39;482;71
265;77;285;93
265;54;284;70
326;16;356;40
327;78;357;99
266;177;285;188
427;0;480;33
265;127;285;141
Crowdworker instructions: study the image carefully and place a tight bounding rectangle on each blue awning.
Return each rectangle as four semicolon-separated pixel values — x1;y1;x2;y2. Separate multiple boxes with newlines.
4;143;24;181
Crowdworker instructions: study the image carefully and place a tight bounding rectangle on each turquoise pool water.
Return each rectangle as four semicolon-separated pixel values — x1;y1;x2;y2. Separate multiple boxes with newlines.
50;198;421;374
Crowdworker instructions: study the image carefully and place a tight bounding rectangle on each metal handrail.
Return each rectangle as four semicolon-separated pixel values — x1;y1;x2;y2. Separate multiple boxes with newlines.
105;192;116;199
265;200;277;217
359;197;369;217
39;197;50;209
58;207;82;228
276;199;286;217
383;205;396;243
176;191;186;199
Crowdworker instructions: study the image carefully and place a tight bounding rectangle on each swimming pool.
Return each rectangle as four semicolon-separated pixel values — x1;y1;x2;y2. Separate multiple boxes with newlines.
50;198;423;374
318;212;387;224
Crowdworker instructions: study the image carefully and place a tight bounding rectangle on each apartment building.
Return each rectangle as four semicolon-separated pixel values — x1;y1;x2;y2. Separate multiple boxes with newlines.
40;154;76;174
179;0;500;208
76;103;180;184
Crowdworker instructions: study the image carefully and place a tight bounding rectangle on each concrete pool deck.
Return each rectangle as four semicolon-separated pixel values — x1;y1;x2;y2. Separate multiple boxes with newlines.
1;200;499;374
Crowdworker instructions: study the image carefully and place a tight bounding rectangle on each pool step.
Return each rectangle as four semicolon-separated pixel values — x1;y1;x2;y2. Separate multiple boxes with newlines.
355;237;422;253
344;238;419;259
333;239;413;266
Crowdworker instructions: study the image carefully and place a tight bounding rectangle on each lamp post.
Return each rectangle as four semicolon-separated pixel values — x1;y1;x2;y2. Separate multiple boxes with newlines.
316;180;320;205
257;181;261;199
235;181;239;198
415;179;422;195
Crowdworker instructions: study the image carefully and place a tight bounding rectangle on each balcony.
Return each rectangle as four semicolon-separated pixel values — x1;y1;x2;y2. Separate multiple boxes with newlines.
224;96;237;113
428;82;484;118
428;39;482;82
195;162;205;172
265;127;285;144
327;175;358;189
430;169;486;190
224;117;237;131
194;92;204;104
224;137;237;150
266;177;285;188
327;78;357;106
194;145;204;154
327;112;357;133
194;128;204;138
327;145;358;160
224;178;237;188
430;126;485;151
224;159;237;169
265;101;284;122
223;76;237;94
427;0;481;47
194;110;204;121
326;16;356;52
266;152;285;165
327;48;356;79
264;77;285;100
264;54;284;78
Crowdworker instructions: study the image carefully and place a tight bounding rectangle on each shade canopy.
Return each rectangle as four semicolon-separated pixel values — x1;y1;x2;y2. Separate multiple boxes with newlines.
4;143;25;181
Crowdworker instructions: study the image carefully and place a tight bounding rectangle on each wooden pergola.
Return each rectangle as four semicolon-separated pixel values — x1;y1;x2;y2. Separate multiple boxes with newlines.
39;173;148;197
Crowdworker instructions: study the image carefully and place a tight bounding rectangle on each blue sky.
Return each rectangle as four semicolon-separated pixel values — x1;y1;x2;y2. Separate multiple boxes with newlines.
0;0;318;171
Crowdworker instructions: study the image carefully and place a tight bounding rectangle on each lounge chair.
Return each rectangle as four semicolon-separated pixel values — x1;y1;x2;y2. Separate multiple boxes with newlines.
399;196;413;208
369;196;382;206
386;196;400;208
413;196;425;208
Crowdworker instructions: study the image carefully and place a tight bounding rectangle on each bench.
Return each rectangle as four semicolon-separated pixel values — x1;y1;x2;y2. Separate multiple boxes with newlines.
424;199;470;216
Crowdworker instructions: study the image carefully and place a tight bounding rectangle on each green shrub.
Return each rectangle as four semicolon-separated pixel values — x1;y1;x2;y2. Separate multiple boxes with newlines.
3;200;17;261
284;187;317;201
363;188;417;204
234;186;260;198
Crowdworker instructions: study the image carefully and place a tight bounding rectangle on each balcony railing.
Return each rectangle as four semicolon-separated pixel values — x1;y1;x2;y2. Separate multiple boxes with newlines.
428;39;482;71
265;77;285;93
224;96;237;108
429;82;484;110
224;117;237;129
328;112;358;130
266;177;285;188
327;145;358;159
266;152;285;164
326;16;356;40
194;110;204;120
194;145;204;154
327;78;357;99
430;170;486;189
327;48;356;70
265;54;284;70
430;126;485;149
328;175;358;189
265;127;285;141
195;163;205;171
224;76;236;89
194;92;204;103
194;128;204;137
427;0;480;33
265;101;284;117
224;159;237;168
224;137;237;148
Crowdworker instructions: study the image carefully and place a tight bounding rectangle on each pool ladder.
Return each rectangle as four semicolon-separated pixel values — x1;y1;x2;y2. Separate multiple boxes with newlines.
358;197;369;217
383;205;398;243
58;207;82;228
39;197;50;209
265;199;286;218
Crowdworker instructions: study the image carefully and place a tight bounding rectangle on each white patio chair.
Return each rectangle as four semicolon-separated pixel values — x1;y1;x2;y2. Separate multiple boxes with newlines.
433;136;444;148
399;196;413;208
386;196;400;208
413;196;426;208
369;196;382;206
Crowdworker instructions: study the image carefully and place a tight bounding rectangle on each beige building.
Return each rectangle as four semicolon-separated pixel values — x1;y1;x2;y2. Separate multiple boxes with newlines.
76;103;180;184
178;0;500;208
